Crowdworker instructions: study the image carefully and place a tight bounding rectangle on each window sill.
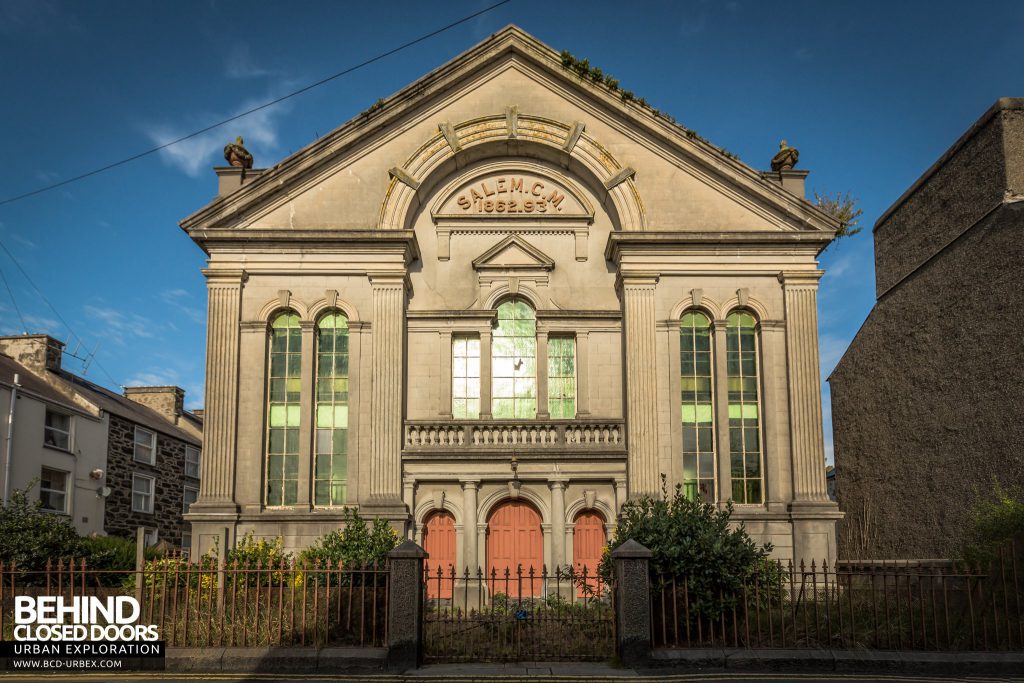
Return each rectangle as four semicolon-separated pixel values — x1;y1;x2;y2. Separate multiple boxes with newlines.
39;508;70;516
131;509;155;515
42;444;74;456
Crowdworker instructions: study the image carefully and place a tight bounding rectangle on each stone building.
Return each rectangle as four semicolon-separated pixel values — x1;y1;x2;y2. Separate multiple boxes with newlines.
183;26;841;572
831;98;1024;559
0;334;203;549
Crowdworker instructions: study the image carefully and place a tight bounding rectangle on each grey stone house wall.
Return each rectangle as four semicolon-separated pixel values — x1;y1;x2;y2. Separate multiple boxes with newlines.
103;413;200;546
831;99;1024;559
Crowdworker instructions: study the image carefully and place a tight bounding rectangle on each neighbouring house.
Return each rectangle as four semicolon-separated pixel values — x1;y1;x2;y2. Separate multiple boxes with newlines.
0;334;203;550
830;98;1024;559
182;26;841;572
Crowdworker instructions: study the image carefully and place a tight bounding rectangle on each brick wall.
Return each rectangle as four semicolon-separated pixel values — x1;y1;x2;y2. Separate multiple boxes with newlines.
103;413;200;546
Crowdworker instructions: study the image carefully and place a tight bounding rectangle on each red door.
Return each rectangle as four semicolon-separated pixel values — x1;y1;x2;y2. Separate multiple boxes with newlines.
573;511;606;597
486;500;543;597
422;511;456;599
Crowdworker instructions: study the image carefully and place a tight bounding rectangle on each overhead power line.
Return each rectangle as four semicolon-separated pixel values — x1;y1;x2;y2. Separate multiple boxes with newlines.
0;265;28;334
0;0;513;207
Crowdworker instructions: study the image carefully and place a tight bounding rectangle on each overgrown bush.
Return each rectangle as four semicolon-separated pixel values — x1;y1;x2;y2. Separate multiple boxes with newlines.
0;487;83;575
600;477;783;619
963;482;1024;565
297;509;398;569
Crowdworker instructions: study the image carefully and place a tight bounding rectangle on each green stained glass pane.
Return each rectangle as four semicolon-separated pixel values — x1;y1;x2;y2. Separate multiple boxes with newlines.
286;405;300;427
744;427;760;452
695;404;713;423
699;451;714;475
337;334;348;353
695;353;711;376
333;429;347;455
742;404;759;420
268;454;283;475
453;398;467;418
317;332;332;353
728;404;742;420
269;405;286;427
287;353;301;376
549;400;563;418
286;428;299;454
683;482;698;502
316;430;331;457
680;350;694;370
315;449;331;475
269;379;285;402
335;354;348;376
334;405;348;428
516;398;536;419
682;425;697;452
314;481;330;505
317;379;331;401
269;429;284;454
681;404;697;423
332;452;347;477
732;480;745;502
746;480;762;503
731;451;744;477
698;426;714;450
284;455;298;477
492;399;514;418
332;483;347;504
317;405;331;428
746;459;761;477
742;354;756;376
286;378;301;402
284;480;298;505
514;301;532;319
518;378;536;398
493;337;515;355
272;332;288;352
267;481;281;506
683;454;697;478
270;353;285;377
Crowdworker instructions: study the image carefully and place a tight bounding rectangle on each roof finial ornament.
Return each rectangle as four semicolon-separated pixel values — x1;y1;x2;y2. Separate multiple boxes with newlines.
770;139;799;172
224;136;254;169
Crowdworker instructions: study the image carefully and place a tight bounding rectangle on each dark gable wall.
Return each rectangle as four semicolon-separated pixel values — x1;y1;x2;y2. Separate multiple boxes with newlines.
104;413;200;545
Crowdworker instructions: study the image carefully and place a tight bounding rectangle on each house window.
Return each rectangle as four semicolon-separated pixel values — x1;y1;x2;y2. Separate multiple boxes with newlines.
184;445;201;478
314;312;349;506
133;427;156;464
547;336;576;418
726;311;764;504
132;473;155;513
43;410;71;451
181;532;192;557
39;467;68;513
491;298;537;419
182;485;199;514
266;311;301;506
452;335;480;418
680;311;715;502
144;528;159;547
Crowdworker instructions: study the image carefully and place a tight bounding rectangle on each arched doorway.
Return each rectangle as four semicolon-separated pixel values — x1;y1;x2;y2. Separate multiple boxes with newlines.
573;510;606;597
486;500;543;597
422;510;456;599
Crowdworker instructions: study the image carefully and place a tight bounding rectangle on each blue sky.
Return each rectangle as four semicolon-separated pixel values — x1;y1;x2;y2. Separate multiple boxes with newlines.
1;1;1022;463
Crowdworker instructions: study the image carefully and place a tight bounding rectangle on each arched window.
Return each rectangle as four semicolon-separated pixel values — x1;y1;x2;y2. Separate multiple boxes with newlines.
680;311;715;502
315;312;349;506
726;311;763;504
266;311;301;506
491;297;537;419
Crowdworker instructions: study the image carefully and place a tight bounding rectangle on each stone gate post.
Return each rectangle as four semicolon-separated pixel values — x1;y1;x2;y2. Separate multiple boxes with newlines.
386;540;427;671
612;539;652;666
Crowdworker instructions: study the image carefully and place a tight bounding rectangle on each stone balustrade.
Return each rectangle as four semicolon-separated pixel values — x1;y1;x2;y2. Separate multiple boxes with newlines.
403;419;625;456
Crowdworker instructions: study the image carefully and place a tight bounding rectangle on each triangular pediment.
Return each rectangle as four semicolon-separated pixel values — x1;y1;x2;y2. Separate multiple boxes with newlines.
472;235;554;271
181;25;839;242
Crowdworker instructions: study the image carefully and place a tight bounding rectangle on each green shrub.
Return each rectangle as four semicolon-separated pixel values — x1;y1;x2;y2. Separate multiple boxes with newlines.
297;509;398;569
600;477;783;619
0;487;83;575
963;482;1024;565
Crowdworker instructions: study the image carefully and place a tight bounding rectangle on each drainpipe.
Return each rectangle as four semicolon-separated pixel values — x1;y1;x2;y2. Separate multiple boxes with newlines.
3;373;19;505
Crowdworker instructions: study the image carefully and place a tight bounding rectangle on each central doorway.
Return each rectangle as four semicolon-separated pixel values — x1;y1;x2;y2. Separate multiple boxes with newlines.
485;499;543;597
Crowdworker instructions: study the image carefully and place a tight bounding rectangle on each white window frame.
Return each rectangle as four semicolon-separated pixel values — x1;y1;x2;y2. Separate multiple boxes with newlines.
131;473;155;513
43;409;72;451
39;467;69;514
184;445;201;478
180;532;192;558
133;426;156;464
182;485;199;514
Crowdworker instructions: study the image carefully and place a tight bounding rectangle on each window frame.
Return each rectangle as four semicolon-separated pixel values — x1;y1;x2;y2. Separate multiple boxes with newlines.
265;310;302;507
313;311;350;507
133;426;156;465
546;335;577;419
679;310;717;503
725;310;766;505
182;484;199;515
39;467;69;514
491;297;538;419
184;445;201;478
452;334;481;419
131;472;155;514
43;409;73;452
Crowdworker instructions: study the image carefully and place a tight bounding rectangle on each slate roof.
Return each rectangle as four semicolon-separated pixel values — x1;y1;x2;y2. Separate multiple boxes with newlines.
0;354;89;417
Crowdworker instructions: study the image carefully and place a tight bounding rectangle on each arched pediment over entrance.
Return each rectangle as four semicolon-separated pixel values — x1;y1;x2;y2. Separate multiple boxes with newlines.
378;113;645;233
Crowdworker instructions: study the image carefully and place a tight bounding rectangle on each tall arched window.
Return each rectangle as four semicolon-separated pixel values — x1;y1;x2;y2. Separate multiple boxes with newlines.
492;297;536;419
726;311;763;504
266;311;301;506
680;311;715;502
315;312;349;506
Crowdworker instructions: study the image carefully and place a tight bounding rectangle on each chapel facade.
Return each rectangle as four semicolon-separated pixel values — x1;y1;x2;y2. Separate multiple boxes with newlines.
182;26;842;573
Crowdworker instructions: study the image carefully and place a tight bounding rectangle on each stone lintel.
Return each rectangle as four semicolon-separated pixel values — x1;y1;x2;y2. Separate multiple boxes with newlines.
605;231;833;263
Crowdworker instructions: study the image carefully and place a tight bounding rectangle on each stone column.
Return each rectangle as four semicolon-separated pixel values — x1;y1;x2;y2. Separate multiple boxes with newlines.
386;540;427;672
368;276;406;508
622;274;660;497
612;539;652;666
461;480;479;571
711;318;733;504
536;329;549;418
549;479;567;566
479;328;492;419
780;271;829;503
439;330;452;418
196;269;246;508
576;331;590;416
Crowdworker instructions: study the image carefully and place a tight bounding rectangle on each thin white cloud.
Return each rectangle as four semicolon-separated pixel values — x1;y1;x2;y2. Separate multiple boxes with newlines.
160;288;204;325
143;88;292;178
225;44;275;79
83;305;156;344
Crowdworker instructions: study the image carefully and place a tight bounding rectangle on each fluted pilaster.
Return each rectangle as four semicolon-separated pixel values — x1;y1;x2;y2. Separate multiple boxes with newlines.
781;271;829;503
622;274;659;497
369;275;406;502
461;480;479;570
199;269;246;505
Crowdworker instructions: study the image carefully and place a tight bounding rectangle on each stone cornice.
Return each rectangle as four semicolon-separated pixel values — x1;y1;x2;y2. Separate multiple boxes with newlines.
605;231;833;263
201;268;248;284
189;229;420;262
778;269;825;287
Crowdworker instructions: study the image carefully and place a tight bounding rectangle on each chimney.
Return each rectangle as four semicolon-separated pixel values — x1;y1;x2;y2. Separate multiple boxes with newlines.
762;169;810;199
0;334;64;374
124;386;185;424
214;167;266;197
192;408;205;421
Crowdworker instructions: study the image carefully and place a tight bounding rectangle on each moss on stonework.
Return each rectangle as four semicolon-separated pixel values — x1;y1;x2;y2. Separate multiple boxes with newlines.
558;49;742;163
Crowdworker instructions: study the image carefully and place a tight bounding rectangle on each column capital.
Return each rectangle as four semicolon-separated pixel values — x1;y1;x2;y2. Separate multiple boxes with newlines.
202;268;248;285
460;479;480;490
547;478;569;490
239;320;270;333
616;272;660;289
299;320;316;332
757;319;786;331
778;269;824;287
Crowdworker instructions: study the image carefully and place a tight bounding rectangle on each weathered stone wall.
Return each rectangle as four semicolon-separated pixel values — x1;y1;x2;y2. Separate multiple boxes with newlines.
832;203;1024;558
873;102;1024;296
104;413;200;545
